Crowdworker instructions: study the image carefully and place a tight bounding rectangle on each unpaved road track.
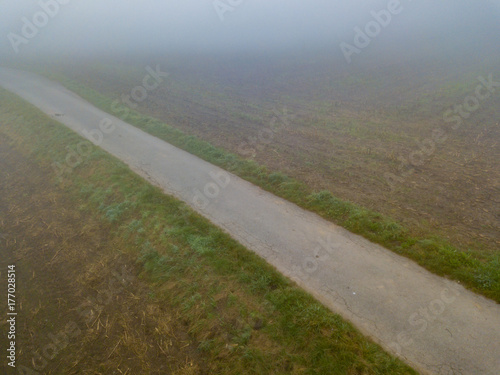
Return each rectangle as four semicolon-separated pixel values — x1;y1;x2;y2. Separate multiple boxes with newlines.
1;67;499;375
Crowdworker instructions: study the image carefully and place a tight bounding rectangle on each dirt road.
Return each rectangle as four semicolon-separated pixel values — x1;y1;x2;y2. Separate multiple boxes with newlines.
1;67;499;375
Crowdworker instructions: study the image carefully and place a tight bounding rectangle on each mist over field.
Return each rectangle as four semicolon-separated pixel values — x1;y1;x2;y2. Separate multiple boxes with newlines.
1;0;499;61
1;1;500;374
1;0;500;275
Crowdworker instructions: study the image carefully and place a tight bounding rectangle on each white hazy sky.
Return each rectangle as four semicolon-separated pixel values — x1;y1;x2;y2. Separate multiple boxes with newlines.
0;0;499;58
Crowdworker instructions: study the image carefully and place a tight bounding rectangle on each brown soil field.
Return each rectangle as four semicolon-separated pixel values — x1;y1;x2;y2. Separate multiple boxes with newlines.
49;59;499;255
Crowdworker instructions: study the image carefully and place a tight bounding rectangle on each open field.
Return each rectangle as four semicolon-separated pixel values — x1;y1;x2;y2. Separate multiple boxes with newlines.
14;52;499;301
38;54;500;254
0;88;416;374
1;2;498;374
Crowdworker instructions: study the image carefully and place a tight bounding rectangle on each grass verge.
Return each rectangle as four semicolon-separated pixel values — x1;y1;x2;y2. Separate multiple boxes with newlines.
36;71;500;303
0;88;417;373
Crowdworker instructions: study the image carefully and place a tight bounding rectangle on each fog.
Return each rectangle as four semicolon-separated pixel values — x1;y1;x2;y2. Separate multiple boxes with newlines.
1;0;499;62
